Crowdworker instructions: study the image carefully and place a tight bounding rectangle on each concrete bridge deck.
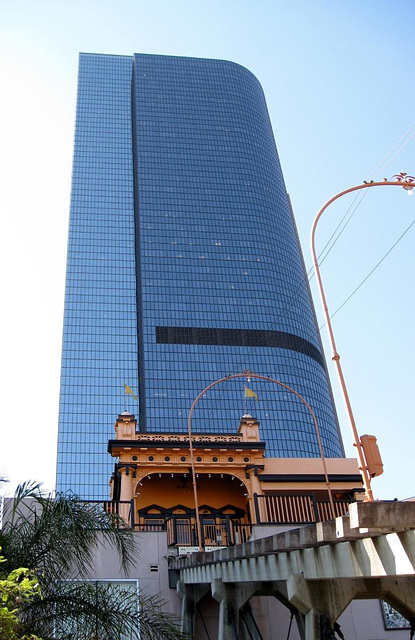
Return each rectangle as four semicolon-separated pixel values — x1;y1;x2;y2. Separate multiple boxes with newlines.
170;501;415;640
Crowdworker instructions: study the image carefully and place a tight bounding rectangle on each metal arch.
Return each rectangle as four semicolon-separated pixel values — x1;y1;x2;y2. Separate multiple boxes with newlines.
188;369;335;550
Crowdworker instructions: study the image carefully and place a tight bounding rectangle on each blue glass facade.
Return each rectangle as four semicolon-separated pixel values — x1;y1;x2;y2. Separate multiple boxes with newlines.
57;53;343;499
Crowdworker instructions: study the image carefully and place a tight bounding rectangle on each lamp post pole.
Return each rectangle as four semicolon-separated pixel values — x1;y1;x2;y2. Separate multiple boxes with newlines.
310;173;414;501
188;370;335;551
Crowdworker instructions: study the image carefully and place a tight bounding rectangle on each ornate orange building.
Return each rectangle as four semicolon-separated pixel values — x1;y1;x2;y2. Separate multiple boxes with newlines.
108;411;363;548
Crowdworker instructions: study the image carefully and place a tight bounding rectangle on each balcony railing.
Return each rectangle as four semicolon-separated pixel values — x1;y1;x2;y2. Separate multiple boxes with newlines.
166;516;252;547
254;493;350;525
79;493;352;546
77;503;251;546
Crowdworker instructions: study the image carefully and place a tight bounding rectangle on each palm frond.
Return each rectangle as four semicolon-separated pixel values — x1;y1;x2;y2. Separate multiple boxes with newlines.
1;487;135;578
21;580;188;640
1;485;186;638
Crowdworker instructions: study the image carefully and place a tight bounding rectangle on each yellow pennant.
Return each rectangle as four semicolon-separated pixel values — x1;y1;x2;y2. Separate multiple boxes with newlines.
124;383;137;400
244;385;258;401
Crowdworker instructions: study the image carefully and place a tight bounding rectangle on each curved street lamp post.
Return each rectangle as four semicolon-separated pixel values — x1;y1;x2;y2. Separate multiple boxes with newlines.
310;173;415;501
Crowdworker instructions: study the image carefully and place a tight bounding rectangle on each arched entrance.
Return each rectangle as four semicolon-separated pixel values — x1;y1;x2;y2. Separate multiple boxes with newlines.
135;472;251;547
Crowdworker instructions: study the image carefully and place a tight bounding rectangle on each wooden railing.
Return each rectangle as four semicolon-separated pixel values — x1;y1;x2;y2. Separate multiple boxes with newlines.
167;517;196;546
256;493;316;524
254;493;351;525
316;499;350;521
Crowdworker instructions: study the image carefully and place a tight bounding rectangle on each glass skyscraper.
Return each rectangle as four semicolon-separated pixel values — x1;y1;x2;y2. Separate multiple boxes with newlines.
57;53;343;499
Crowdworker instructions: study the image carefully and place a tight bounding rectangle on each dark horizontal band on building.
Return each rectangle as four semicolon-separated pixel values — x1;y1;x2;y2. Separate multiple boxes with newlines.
156;326;324;367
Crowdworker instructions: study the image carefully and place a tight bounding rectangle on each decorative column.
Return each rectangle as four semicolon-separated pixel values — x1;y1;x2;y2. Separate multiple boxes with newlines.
118;466;134;525
245;468;262;524
239;415;263;525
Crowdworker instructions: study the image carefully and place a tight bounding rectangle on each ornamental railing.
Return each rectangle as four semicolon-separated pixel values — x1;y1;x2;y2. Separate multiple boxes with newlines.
133;433;244;444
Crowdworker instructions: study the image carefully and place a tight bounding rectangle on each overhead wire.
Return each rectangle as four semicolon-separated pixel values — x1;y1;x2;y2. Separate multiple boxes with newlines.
202;125;415;421
312;125;415;271
365;124;415;180
324;216;415;324
372;131;415;175
315;189;368;270
247;126;415;343
316;123;415;326
315;123;415;270
206;199;413;422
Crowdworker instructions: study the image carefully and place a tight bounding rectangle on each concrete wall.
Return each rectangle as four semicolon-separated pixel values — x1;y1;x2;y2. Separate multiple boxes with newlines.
91;531;181;618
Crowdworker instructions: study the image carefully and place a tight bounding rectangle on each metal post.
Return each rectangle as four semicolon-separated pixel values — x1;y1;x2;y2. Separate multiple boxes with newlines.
173;515;178;546
311;493;319;523
310;175;414;501
253;492;261;525
130;498;135;529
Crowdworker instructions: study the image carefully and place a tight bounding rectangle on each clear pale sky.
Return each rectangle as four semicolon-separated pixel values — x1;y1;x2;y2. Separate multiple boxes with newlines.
0;0;414;500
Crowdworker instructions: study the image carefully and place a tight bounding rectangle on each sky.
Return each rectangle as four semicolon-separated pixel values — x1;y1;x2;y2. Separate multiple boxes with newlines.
0;0;414;501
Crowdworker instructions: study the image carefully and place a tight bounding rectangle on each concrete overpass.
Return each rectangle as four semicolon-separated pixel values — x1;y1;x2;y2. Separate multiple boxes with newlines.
170;501;415;640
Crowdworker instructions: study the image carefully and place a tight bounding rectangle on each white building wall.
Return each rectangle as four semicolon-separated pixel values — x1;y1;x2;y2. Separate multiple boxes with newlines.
91;531;411;640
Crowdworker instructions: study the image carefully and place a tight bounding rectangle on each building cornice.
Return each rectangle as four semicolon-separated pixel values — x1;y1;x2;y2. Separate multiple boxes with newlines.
108;437;266;454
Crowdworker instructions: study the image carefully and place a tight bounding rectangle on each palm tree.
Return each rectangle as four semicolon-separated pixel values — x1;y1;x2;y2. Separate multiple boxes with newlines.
0;482;186;639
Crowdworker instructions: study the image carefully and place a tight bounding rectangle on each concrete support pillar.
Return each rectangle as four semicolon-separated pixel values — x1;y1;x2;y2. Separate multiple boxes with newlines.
304;610;321;640
239;602;264;640
288;574;415;640
358;576;415;622
212;578;262;639
217;596;237;640
177;581;195;635
177;580;210;635
288;575;355;640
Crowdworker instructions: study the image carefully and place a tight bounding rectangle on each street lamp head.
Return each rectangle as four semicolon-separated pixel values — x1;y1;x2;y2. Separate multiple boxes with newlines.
391;172;415;192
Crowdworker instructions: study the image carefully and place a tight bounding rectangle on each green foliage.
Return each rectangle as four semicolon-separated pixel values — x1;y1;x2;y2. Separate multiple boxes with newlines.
0;482;187;639
0;550;43;640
